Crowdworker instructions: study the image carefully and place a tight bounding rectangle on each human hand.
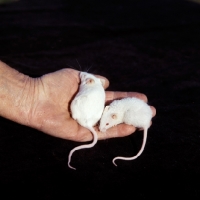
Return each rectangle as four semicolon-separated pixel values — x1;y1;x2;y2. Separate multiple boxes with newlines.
0;60;156;142
24;68;155;142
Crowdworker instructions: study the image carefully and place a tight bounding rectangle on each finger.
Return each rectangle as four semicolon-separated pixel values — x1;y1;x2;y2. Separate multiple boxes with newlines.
150;106;156;117
97;124;136;140
95;75;109;89
105;91;148;104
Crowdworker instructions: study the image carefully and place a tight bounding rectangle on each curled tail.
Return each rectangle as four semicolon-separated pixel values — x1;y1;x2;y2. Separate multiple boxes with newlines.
68;126;98;170
112;127;148;166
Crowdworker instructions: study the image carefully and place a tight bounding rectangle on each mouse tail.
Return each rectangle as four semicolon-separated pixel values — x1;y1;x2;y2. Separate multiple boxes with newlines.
112;128;148;166
68;126;98;170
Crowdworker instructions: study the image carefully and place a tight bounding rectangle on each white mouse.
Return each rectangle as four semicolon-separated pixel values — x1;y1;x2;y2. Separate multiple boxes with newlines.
68;71;106;170
99;97;152;166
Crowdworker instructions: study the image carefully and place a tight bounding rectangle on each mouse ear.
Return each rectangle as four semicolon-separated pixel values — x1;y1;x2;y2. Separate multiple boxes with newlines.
104;106;110;111
100;78;105;86
80;72;86;80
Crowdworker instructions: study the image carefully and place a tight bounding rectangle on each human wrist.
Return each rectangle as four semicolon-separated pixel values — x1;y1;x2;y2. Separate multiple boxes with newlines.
0;61;35;126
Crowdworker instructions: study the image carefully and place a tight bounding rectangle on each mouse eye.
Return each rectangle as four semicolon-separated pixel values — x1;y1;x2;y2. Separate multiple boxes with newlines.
111;114;117;119
86;78;94;84
106;123;109;126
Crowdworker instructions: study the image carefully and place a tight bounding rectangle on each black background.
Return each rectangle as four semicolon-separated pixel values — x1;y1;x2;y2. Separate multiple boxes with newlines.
0;0;200;198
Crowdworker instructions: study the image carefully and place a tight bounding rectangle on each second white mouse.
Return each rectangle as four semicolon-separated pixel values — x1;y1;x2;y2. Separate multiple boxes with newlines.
99;97;153;166
68;71;106;170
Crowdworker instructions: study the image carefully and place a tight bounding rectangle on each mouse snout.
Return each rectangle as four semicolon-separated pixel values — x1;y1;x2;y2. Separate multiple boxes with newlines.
99;127;107;133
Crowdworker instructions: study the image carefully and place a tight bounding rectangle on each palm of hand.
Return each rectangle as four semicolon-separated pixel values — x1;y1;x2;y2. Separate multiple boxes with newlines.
30;68;92;141
28;68;155;142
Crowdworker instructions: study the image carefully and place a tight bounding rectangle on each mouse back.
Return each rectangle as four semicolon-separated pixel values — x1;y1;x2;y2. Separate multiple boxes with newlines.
99;97;152;132
68;71;106;170
70;71;106;127
122;97;152;128
109;98;153;166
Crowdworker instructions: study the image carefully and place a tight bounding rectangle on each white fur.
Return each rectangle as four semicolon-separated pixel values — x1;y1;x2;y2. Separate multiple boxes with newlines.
68;72;105;170
99;97;152;166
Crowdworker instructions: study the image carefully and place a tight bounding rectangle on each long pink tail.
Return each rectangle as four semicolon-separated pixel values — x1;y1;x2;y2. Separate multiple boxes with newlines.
68;126;98;170
112;127;148;166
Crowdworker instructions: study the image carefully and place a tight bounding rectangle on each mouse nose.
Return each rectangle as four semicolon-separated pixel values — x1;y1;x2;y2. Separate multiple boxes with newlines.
100;127;107;133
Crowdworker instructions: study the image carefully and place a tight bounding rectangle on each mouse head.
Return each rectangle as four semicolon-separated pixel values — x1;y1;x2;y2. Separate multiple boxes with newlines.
99;105;123;132
80;72;105;86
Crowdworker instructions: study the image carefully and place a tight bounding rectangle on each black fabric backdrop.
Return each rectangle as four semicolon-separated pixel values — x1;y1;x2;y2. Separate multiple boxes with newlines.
0;0;200;198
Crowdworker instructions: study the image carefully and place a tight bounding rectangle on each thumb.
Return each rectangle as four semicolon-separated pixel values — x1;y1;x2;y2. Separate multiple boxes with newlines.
94;75;110;89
